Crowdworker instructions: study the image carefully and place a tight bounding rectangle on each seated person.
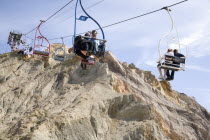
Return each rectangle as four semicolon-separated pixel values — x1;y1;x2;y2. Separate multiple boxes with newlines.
174;49;185;58
84;32;91;39
90;30;107;55
166;49;185;80
74;36;88;59
157;48;174;80
74;36;94;64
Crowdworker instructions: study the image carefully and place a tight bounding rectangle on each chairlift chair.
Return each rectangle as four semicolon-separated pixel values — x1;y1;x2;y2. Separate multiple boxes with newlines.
33;20;50;59
54;38;66;61
157;7;187;71
73;0;106;69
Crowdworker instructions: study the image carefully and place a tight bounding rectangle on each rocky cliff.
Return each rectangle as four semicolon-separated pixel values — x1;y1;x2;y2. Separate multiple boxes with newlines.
0;51;209;140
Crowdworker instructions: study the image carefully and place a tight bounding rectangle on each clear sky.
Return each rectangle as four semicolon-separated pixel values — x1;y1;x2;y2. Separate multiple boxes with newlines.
0;0;209;111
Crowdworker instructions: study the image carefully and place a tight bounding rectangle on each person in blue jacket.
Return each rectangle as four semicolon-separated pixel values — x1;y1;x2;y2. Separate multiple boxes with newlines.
166;49;185;80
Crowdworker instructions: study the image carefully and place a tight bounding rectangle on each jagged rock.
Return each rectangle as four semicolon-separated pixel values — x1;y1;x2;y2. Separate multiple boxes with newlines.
0;51;209;140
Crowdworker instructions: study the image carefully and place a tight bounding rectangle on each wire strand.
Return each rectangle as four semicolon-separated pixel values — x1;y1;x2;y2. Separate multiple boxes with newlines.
48;0;188;40
52;0;104;25
25;0;74;35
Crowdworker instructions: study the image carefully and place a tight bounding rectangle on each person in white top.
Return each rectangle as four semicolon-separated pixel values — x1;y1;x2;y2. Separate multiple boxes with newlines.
90;30;107;55
157;49;174;80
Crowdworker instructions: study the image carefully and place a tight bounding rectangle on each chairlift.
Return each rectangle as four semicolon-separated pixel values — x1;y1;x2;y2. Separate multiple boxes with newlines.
33;20;51;59
157;7;187;71
73;0;106;69
54;38;66;61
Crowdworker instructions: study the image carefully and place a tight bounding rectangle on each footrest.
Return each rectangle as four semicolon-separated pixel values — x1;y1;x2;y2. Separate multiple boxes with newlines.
34;50;49;56
81;58;95;65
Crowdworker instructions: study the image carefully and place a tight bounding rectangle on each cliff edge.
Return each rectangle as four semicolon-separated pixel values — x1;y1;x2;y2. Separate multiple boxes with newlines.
0;51;209;140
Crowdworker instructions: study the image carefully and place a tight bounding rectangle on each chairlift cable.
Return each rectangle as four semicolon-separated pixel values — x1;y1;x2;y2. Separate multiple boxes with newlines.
25;0;74;35
101;0;188;30
45;0;74;23
48;0;188;41
47;0;99;25
51;0;105;25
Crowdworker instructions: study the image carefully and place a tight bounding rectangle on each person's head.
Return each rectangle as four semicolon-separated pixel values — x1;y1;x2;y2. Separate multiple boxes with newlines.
84;32;90;37
92;30;97;37
74;35;82;43
167;48;173;52
174;49;178;54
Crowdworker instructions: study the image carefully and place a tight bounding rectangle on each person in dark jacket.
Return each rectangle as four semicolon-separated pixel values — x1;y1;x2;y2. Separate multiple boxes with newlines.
166;49;185;80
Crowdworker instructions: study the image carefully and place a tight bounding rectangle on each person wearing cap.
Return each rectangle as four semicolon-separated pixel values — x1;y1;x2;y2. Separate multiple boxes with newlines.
91;30;107;55
84;32;91;39
157;48;174;80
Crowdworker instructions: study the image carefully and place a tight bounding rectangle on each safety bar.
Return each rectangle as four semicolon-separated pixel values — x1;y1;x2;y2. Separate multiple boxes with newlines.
80;36;106;42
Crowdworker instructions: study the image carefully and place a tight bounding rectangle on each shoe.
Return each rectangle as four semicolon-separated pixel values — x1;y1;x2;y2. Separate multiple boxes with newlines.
166;78;172;81
163;76;167;80
87;56;95;65
158;76;164;79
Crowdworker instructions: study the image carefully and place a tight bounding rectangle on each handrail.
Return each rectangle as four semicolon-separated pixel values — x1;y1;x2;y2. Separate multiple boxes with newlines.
80;36;106;41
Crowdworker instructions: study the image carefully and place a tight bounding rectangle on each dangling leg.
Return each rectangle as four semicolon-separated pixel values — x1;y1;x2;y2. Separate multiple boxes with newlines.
171;70;175;80
76;50;88;59
166;70;171;79
164;69;167;80
158;67;163;79
98;44;106;56
93;42;98;55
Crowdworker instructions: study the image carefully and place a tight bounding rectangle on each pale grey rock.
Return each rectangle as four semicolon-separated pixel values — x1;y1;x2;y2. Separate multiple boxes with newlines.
0;52;209;140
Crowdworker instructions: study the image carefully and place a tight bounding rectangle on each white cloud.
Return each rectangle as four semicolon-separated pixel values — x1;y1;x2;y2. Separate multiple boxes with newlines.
133;38;154;48
186;65;210;73
178;17;210;58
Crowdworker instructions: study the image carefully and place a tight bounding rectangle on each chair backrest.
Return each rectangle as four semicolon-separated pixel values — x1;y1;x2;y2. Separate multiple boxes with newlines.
165;55;174;63
165;55;185;64
173;57;185;64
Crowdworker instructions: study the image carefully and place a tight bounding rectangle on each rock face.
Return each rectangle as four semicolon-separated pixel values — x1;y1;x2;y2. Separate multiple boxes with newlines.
0;52;210;140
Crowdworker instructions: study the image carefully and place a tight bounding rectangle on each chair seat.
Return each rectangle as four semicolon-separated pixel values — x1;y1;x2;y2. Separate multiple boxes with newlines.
158;65;184;71
34;50;49;56
54;56;65;61
56;55;65;58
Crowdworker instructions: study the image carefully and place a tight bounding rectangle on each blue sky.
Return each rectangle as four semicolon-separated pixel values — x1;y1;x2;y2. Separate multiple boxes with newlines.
0;0;210;111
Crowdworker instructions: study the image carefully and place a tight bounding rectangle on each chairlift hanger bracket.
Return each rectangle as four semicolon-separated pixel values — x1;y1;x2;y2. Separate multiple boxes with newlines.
158;6;180;58
73;0;105;52
54;37;66;61
162;7;171;12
